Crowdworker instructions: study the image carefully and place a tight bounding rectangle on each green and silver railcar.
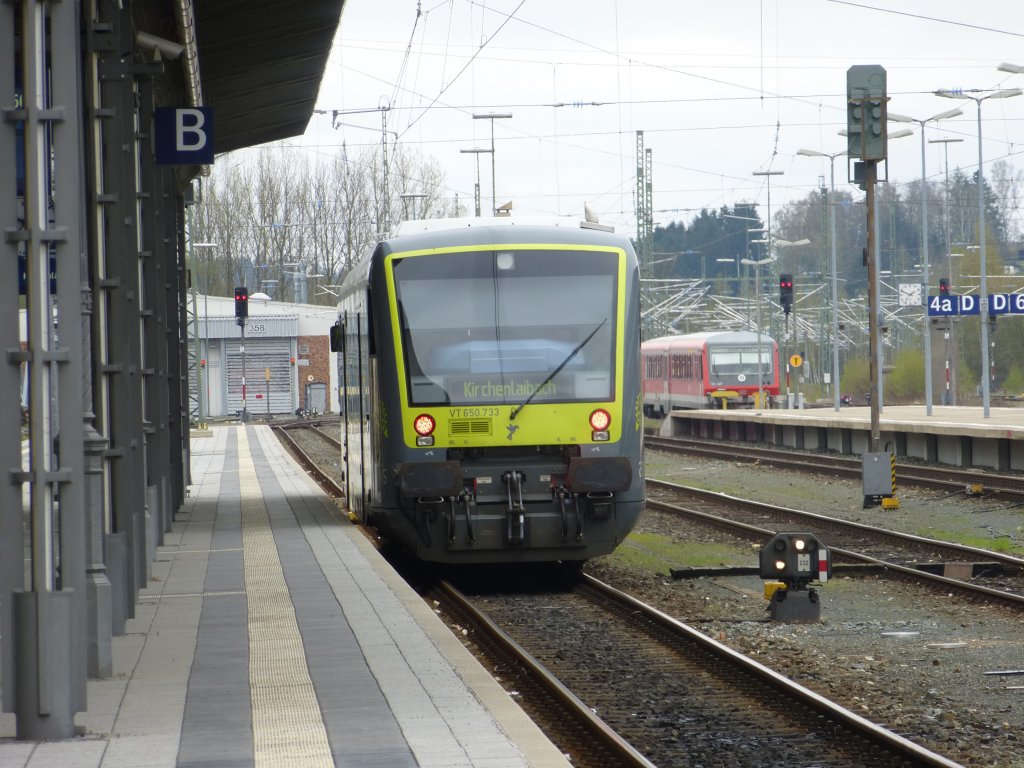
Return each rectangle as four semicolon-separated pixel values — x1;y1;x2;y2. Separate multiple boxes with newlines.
333;216;644;565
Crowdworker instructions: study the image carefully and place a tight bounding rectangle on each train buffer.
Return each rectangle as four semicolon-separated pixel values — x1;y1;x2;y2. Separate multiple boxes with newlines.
709;389;739;408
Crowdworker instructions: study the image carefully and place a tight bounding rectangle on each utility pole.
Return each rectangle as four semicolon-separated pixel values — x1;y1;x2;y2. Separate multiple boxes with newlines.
472;113;512;215
460;148;490;217
847;65;888;453
848;64;901;508
636;131;654;335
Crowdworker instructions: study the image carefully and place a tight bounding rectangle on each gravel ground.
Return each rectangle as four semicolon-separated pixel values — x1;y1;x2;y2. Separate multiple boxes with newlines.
285;424;1024;767
586;446;1024;768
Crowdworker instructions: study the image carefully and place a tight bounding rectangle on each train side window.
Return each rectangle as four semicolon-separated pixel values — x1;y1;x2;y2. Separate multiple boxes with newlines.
365;288;376;355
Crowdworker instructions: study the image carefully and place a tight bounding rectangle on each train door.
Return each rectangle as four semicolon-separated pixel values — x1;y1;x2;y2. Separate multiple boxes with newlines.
207;343;224;417
342;312;368;519
337;316;350;504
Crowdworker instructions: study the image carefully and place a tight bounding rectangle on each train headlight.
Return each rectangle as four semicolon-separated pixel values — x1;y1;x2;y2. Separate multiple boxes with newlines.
413;414;436;446
589;408;611;441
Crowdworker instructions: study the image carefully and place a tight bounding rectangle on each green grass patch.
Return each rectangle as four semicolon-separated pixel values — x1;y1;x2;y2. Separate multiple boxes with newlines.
606;530;754;573
915;527;1024;556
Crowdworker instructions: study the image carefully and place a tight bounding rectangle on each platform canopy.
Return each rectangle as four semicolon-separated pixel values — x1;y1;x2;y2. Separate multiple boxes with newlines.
136;0;346;154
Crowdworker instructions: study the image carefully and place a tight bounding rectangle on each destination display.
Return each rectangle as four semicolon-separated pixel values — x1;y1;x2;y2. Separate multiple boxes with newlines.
927;293;1024;316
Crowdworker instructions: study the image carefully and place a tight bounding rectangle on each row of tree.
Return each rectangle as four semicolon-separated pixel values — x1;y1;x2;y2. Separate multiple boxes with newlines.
190;139;1024;399
653;160;1022;296
187;144;462;303
650;162;1024;399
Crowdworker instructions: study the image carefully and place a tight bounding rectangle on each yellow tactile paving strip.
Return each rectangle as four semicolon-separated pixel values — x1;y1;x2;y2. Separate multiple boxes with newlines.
237;428;335;767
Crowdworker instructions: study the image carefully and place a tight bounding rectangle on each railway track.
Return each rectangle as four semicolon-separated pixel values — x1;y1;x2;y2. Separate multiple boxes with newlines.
278;420;1023;766
645;435;1024;497
271;423;344;498
646;477;1024;608
435;574;963;768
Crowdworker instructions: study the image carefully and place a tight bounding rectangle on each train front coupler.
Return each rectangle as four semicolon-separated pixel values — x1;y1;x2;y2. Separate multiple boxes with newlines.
552;484;584;543
447;487;476;545
502;470;526;545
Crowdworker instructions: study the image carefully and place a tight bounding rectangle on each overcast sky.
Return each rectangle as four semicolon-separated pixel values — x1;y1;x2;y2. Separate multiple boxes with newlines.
291;0;1024;232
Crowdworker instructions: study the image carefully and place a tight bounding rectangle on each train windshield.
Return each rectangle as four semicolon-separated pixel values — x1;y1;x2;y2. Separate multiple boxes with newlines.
708;345;774;377
392;248;619;406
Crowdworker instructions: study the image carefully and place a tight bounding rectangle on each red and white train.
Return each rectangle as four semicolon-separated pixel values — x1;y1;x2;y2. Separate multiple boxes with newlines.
642;331;780;414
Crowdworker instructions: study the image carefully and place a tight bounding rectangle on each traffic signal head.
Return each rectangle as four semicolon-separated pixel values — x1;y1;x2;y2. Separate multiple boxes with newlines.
846;65;888;160
779;273;794;314
234;286;249;319
759;532;831;588
939;278;950;295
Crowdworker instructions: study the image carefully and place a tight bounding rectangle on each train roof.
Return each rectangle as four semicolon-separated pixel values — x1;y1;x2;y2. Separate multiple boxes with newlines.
337;216;637;303
385;216;632;251
643;330;776;346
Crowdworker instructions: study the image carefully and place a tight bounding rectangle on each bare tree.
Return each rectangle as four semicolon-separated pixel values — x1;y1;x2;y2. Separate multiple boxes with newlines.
990;159;1023;242
189;142;462;304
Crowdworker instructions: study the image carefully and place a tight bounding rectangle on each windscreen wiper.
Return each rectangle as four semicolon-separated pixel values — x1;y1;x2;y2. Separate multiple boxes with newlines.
509;318;607;421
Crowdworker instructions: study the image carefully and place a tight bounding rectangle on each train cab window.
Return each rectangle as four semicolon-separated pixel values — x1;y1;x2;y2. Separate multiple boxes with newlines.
708;345;773;378
391;248;619;406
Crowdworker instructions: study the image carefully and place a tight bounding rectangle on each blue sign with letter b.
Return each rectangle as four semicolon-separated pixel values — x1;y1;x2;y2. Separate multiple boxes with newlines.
154;107;215;165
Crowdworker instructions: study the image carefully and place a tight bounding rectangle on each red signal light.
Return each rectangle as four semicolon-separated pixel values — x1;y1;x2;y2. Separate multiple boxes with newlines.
779;273;794;314
234;286;249;319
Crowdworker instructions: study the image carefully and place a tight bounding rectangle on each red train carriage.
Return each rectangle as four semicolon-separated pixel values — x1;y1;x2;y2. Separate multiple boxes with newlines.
642;331;779;413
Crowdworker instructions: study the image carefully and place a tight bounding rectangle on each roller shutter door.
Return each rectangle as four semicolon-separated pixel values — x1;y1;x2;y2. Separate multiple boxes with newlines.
225;338;294;415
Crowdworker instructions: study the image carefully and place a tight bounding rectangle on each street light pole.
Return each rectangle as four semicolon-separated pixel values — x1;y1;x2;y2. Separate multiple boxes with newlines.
399;192;426;221
929;136;963;405
936;87;1023;418
752;170;784;404
742;232;771;410
473;113;512;215
796;149;845;412
888;108;963;416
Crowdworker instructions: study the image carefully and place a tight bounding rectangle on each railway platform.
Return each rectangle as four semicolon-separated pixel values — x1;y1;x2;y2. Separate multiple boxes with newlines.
0;424;569;768
660;403;1024;471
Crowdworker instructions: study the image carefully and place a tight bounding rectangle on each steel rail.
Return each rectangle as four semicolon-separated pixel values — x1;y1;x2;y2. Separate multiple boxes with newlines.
646;435;1024;497
271;424;345;499
437;580;658;768
580;575;965;768
646;480;1024;608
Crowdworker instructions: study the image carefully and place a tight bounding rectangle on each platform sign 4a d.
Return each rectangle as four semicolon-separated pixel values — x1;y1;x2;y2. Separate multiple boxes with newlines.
926;293;1024;317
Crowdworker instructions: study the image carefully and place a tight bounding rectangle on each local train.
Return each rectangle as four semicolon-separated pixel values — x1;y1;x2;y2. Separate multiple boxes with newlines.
331;216;645;566
642;330;780;413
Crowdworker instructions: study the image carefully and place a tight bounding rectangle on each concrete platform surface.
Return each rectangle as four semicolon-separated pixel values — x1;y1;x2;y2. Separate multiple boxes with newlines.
0;424;569;768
